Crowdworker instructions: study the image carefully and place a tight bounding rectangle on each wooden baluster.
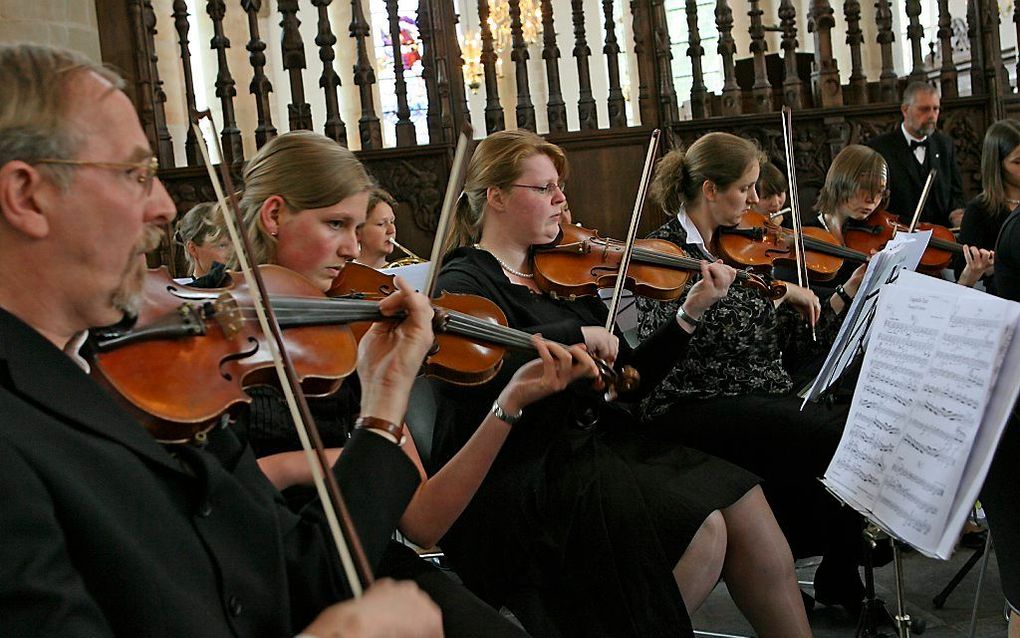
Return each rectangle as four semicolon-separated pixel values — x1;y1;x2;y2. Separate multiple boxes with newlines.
905;0;928;83
844;0;868;104
350;0;383;148
978;0;1010;98
875;0;898;101
477;0;506;133
966;0;984;95
172;0;201;164
508;0;537;130
312;0;348;145
241;0;277;149
142;1;175;167
685;0;708;117
628;0;657;124
383;0;416;145
778;0;804;109
571;0;599;129
541;0;568;132
808;0;843;107
278;0;313;131
748;0;773;112
417;0;444;142
206;0;244;166
715;0;741;116
649;0;679;125
937;0;958;98
602;0;627;127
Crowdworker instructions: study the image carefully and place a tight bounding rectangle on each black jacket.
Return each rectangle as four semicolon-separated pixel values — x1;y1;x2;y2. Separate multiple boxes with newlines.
0;308;419;637
865;127;965;228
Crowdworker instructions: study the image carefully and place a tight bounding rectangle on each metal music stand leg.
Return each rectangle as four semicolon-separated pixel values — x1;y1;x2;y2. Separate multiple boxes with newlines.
857;524;898;638
891;540;914;638
967;532;994;638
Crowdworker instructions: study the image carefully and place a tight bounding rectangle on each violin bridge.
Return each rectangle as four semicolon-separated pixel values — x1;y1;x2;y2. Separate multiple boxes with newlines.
212;294;243;338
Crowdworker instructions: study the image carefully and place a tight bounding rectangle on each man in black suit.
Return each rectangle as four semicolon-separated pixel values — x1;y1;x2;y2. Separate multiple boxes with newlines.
0;43;442;637
865;81;966;228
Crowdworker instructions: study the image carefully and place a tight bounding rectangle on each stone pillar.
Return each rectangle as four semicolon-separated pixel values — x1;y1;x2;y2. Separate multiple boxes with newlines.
0;1;102;62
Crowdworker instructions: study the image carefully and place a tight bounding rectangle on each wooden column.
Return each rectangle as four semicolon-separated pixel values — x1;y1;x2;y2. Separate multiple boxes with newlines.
385;0;416;146
716;0;741;116
686;0;708;118
936;0;958;98
844;0;868;104
629;0;658;126
417;0;444;142
808;0;843;108
478;0;506;133
649;0;679;126
206;0;244;166
278;0;314;131
313;0;348;145
241;0;277;149
875;0;898;102
172;0;202;164
602;0;628;127
571;0;599;129
509;0;537;130
350;0;383;148
143;1;175;167
778;0;803;109
905;0;928;84
977;0;1010;102
541;0;568;132
748;0;773;112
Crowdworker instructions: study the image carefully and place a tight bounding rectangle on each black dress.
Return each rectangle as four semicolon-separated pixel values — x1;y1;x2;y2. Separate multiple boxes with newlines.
432;247;760;638
987;207;1020;613
955;196;1012;293
636;215;863;569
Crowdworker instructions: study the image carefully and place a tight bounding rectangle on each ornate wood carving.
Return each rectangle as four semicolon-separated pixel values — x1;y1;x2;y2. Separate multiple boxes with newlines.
778;0;803;109
937;0;958;98
205;0;244;166
808;0;843;108
844;0;867;105
312;0;348;145
977;0;1010;106
350;0;383;148
509;0;537;131
966;0;984;95
875;0;897;102
172;0;201;164
277;0;313;131
602;0;627;127
715;0;741;116
477;0;505;134
541;0;568;133
685;0;708;118
905;0;928;83
241;0;277;149
385;0;415;146
748;0;773;113
571;0;599;129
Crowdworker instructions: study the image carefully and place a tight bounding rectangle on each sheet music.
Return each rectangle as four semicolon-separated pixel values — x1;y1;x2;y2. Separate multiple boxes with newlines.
823;271;1019;558
803;231;931;404
386;261;431;292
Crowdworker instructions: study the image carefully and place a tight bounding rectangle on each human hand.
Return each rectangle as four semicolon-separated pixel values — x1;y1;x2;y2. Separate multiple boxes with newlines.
358;276;435;425
301;578;443;638
958;244;995;287
579;326;619;365
780;283;821;326
948;208;965;229
683;260;736;318
844;262;868;297
498;337;599;414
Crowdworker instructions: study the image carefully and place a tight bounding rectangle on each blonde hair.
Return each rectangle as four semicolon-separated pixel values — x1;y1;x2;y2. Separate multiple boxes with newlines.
235;130;373;265
0;43;124;189
447;129;568;252
175;202;224;271
977;119;1020;219
814;145;887;215
367;187;397;217
650;132;764;213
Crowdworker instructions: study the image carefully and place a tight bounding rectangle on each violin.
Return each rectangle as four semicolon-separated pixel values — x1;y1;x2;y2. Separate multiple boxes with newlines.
329;262;638;394
717;210;868;282
843;208;963;274
532;223;786;300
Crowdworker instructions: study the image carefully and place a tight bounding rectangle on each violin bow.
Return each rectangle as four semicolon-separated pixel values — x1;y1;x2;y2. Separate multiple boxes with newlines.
604;129;661;332
422;124;474;299
780;106;815;341
190;111;372;596
906;169;938;233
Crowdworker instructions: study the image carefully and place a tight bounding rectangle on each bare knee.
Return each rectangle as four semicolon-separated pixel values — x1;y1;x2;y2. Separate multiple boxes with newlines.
696;510;728;557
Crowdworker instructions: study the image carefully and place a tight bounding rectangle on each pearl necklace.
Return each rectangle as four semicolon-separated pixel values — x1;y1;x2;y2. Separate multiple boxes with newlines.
474;244;534;279
1006;198;1020;207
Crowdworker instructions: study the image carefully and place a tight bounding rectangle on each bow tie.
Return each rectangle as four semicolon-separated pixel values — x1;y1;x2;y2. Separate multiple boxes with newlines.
909;138;929;150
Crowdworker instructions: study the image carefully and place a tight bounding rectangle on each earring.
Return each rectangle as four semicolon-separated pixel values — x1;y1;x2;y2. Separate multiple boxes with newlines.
270;231;278;237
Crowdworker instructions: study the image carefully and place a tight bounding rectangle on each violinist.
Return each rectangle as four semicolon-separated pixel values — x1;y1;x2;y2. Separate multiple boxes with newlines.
957;119;1020;292
636;132;869;614
173;201;231;281
0;44;442;637
814;145;992;289
434;129;812;637
355;187;398;269
212;129;594;637
753;161;789;227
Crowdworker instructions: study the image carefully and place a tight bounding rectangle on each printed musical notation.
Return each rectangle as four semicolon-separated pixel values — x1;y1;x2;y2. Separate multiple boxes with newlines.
824;275;1016;557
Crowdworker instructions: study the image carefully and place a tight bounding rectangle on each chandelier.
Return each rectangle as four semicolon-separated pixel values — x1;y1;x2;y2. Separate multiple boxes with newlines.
461;0;543;93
